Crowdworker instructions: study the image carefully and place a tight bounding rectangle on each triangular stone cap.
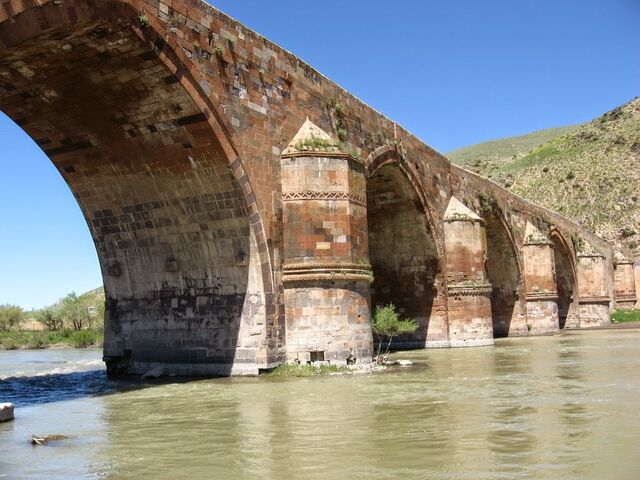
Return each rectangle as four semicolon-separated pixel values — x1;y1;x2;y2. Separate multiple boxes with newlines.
614;250;632;264
576;238;604;258
282;118;345;157
444;196;482;222
523;221;551;245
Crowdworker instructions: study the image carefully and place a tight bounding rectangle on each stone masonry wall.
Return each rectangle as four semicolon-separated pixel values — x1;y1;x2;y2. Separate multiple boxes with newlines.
444;209;494;347
614;261;637;309
577;255;611;327
522;239;560;335
0;0;620;374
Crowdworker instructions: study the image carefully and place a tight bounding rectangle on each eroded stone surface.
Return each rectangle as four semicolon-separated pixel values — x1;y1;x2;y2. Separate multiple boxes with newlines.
0;403;14;422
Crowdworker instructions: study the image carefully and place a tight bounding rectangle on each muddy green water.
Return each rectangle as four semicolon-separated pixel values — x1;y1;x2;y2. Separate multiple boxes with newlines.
1;329;639;479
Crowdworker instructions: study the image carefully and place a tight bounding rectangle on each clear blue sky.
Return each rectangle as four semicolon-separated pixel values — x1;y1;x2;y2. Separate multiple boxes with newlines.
1;0;638;309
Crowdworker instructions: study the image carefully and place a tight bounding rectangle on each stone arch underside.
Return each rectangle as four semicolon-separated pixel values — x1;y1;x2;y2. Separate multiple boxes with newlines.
483;209;523;337
551;234;579;329
366;163;447;347
0;13;270;375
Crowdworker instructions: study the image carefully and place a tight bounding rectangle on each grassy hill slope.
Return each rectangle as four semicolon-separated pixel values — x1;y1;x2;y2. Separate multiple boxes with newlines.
447;97;640;257
447;125;579;176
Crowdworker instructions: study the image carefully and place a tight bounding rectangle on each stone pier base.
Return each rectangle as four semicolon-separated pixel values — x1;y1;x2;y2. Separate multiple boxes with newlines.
525;296;560;334
579;300;611;327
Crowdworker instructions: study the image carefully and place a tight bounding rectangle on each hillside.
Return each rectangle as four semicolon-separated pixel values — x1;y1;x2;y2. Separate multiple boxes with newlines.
447;97;640;257
447;125;579;176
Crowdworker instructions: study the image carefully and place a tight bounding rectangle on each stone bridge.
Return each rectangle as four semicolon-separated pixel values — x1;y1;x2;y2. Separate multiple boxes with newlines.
0;0;636;375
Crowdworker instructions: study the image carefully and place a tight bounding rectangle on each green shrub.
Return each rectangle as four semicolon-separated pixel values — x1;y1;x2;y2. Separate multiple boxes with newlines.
26;333;47;350
0;304;23;332
371;304;418;363
68;329;102;348
37;307;64;331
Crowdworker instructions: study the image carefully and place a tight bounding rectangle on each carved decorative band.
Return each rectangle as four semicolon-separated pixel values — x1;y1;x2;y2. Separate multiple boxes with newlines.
283;262;372;271
615;260;634;266
523;240;553;247
614;294;637;302
444;216;485;225
282;262;373;284
282;190;366;206
525;292;559;302
578;296;610;304
281;150;365;165
447;282;492;297
283;273;374;283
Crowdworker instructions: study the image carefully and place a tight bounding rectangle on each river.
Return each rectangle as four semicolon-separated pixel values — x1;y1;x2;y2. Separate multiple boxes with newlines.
1;329;639;479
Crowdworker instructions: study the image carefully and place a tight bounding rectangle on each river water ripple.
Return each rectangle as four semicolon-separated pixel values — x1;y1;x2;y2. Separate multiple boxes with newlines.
1;329;639;479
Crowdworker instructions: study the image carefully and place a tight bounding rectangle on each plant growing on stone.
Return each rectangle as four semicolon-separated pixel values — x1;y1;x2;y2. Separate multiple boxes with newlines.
295;136;335;151
214;44;224;57
332;101;348;141
138;14;151;29
371;304;418;364
478;192;494;213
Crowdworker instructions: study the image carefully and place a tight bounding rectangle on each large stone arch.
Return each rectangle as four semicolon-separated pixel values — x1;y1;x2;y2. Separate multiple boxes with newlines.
549;229;579;328
0;0;276;375
365;147;448;347
479;202;526;337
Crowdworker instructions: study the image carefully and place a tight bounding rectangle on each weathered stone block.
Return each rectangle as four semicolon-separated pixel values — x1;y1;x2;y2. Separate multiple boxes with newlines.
0;403;14;423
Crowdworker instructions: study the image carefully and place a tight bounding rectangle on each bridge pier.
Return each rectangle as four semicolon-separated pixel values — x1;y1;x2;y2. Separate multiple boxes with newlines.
443;198;494;347
635;262;640;309
577;248;611;327
280;121;373;365
522;223;560;335
613;252;637;309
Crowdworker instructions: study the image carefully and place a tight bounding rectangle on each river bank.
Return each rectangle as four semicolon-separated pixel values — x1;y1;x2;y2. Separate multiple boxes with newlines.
0;328;103;350
611;309;640;324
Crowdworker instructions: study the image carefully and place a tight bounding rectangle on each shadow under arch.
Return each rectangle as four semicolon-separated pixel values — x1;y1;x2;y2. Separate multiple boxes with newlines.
480;202;524;337
549;228;579;329
365;146;448;347
0;0;275;375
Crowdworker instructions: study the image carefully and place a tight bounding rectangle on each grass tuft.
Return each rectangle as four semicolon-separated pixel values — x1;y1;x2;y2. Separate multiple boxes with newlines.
611;309;640;324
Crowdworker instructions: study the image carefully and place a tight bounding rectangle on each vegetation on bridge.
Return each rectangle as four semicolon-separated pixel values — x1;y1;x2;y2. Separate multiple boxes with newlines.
372;304;418;364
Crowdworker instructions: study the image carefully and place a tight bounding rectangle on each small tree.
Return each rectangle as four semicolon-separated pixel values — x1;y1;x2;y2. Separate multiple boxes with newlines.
59;292;94;330
37;307;64;331
371;304;418;364
0;304;24;332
